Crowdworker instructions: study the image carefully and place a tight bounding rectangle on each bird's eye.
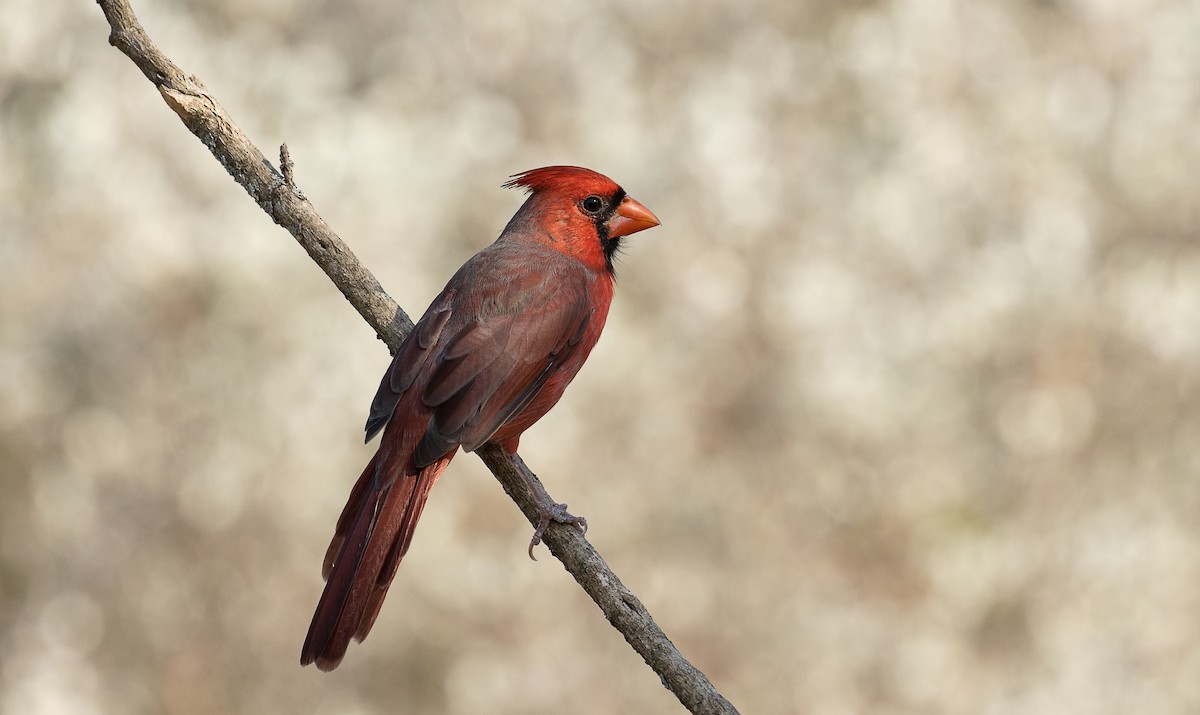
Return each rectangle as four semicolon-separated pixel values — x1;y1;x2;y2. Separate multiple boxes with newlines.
582;195;604;214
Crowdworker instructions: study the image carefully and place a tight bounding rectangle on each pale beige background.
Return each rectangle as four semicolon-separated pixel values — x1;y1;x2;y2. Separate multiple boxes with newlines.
2;1;1199;713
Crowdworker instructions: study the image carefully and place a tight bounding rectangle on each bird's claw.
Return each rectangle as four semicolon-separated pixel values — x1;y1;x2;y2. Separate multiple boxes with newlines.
527;502;588;560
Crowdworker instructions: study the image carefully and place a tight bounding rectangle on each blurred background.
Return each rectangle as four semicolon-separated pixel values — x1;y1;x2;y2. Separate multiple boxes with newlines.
3;0;1200;712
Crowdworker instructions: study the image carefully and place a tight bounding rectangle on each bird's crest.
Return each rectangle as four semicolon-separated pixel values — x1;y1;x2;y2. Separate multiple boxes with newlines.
503;166;617;195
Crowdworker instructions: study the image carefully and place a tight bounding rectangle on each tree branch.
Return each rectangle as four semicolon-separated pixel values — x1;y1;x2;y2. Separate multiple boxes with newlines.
96;2;739;713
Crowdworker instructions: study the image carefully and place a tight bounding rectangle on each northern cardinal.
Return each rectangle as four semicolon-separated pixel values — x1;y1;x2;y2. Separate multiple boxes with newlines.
301;166;660;670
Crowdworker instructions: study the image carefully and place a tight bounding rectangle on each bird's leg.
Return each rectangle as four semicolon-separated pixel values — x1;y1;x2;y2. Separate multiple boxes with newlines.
510;453;588;559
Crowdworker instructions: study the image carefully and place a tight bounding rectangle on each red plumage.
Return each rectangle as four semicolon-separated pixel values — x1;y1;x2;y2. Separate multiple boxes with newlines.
301;166;659;670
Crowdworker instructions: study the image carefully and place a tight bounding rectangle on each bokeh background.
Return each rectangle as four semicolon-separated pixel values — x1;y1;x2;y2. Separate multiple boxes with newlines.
3;0;1200;712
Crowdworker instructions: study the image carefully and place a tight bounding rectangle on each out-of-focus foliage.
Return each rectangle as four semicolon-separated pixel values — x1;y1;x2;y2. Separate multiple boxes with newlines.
3;0;1199;712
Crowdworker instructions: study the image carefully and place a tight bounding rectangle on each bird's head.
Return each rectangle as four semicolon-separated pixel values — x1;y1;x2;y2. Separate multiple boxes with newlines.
503;166;660;274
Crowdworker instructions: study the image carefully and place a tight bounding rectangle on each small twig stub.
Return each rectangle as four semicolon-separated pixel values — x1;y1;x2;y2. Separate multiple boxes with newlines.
280;143;296;187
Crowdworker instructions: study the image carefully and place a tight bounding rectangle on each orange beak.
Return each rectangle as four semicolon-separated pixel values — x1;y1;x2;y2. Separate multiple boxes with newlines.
607;195;661;238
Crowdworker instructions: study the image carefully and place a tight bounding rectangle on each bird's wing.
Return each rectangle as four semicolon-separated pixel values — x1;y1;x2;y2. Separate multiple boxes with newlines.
363;300;453;443
363;254;593;466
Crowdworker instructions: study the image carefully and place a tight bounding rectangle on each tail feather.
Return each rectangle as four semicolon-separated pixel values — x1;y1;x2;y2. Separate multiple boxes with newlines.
301;450;452;671
320;454;376;580
356;454;450;641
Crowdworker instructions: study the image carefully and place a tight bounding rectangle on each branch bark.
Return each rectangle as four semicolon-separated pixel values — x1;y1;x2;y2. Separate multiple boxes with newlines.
96;2;739;713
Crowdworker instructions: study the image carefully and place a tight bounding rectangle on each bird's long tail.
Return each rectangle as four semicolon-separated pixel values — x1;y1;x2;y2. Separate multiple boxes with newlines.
301;449;453;671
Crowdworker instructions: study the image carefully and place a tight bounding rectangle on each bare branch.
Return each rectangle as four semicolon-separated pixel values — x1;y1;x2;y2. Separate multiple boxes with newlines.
98;0;408;344
95;1;739;713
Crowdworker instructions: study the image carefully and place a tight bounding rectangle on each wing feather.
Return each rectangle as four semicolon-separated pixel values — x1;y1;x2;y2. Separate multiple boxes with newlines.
365;245;597;468
364;304;452;442
417;274;591;466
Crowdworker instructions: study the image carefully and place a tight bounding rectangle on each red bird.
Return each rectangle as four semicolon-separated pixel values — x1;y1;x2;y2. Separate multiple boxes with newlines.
301;166;660;670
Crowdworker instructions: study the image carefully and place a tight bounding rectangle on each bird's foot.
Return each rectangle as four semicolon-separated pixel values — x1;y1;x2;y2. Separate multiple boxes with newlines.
527;502;588;560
